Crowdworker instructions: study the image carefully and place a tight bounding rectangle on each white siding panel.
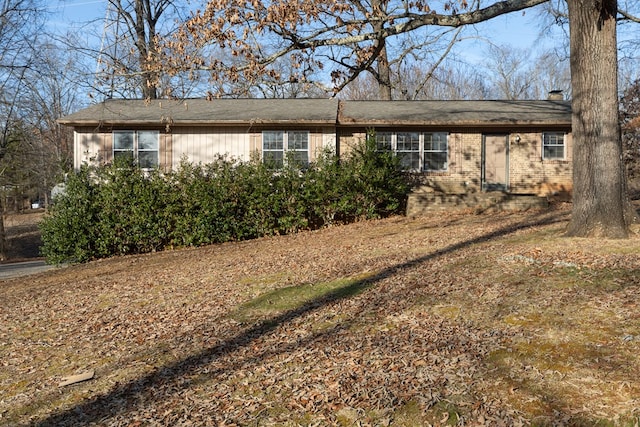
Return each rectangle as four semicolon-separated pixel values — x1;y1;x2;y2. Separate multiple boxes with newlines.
172;127;252;169
74;131;103;169
74;132;82;169
322;128;337;153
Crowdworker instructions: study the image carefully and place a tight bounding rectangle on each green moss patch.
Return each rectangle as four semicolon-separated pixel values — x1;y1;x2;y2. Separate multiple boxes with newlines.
231;272;376;323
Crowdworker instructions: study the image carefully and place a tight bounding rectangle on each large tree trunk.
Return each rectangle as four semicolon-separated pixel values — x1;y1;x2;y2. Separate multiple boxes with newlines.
376;42;392;101
0;199;6;261
135;0;158;99
565;0;631;238
371;0;392;100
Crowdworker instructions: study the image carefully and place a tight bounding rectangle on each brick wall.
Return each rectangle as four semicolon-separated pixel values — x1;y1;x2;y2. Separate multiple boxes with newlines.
338;128;573;198
508;132;572;196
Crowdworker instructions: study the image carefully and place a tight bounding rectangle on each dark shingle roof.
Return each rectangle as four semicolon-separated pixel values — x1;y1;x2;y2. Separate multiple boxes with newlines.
58;98;340;126
337;100;572;126
58;98;571;127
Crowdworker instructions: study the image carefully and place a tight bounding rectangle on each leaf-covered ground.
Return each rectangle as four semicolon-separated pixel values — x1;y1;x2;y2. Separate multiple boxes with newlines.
1;207;640;426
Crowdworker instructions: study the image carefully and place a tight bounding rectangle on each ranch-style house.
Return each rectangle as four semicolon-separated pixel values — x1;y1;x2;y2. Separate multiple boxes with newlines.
58;97;572;213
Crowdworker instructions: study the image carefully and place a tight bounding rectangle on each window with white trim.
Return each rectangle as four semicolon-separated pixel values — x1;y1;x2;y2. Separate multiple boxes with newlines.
262;130;309;168
375;132;393;151
396;132;421;170
113;130;159;169
542;132;565;160
423;132;448;171
374;131;448;172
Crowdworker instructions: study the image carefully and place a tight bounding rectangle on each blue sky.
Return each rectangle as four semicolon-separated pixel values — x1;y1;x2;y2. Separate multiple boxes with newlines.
50;1;559;55
51;0;105;20
473;7;555;48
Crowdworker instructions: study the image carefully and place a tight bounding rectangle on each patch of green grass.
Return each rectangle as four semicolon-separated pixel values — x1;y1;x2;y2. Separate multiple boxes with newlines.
431;304;462;320
579;269;640;291
500;224;567;245
530;414;640;427
390;399;427;426
422;400;463;426
231;272;377;323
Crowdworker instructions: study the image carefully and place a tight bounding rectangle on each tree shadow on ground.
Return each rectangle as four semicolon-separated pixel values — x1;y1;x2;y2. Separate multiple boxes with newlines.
3;212;43;262
34;210;591;426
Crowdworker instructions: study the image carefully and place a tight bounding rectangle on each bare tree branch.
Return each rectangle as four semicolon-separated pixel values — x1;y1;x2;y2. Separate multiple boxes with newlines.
618;8;640;23
163;0;549;98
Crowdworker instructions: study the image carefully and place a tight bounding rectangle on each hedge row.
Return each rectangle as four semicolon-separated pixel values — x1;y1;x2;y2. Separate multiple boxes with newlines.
40;138;410;264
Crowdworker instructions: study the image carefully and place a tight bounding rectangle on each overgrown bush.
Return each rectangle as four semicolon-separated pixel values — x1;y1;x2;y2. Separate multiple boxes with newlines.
39;166;101;264
40;136;409;264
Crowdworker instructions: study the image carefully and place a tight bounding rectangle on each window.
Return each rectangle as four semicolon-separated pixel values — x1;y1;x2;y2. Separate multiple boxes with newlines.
424;133;448;171
542;132;565;160
113;131;159;168
262;131;309;168
396;132;421;170
375;132;393;151
374;131;448;172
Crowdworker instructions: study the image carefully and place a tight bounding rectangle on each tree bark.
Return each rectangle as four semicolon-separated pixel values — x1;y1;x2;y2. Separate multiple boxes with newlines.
135;0;158;99
565;0;632;238
371;0;392;100
375;42;392;100
0;199;6;261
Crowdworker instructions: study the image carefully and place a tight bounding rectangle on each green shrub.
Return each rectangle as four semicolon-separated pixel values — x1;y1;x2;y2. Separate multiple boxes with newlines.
91;160;174;256
170;157;240;246
346;131;409;218
304;134;408;224
40;139;410;264
39;165;100;264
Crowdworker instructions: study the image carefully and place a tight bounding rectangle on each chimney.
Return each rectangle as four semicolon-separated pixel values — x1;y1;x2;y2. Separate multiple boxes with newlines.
548;90;564;100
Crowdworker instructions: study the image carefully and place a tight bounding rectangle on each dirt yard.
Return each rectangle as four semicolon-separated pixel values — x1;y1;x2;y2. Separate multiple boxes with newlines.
1;206;639;426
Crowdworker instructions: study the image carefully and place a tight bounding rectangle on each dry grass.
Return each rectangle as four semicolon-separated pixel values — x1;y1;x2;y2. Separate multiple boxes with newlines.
1;207;639;426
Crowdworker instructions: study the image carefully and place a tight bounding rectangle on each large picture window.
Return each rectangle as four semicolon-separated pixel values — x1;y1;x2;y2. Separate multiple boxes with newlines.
262;131;309;168
113;131;159;169
542;132;565;160
374;131;448;172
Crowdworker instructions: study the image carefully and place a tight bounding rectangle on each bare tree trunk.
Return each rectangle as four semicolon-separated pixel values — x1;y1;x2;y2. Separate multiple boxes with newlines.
0;199;6;261
371;0;392;101
376;42;392;100
135;0;158;99
565;0;631;238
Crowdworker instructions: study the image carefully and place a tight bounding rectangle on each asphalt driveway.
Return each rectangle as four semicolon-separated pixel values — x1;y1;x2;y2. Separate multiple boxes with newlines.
0;260;56;280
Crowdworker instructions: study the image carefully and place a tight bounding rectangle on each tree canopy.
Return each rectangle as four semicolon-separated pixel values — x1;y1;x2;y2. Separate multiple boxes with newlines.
161;0;548;98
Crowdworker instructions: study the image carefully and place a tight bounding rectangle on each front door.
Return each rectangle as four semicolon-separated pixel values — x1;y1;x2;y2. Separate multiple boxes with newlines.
482;134;509;191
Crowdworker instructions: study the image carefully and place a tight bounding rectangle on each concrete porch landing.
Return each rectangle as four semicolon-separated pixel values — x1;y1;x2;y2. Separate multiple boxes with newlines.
406;191;550;216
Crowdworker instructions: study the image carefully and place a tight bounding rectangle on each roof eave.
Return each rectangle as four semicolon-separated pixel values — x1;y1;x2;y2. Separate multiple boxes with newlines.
58;119;338;127
336;120;571;127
